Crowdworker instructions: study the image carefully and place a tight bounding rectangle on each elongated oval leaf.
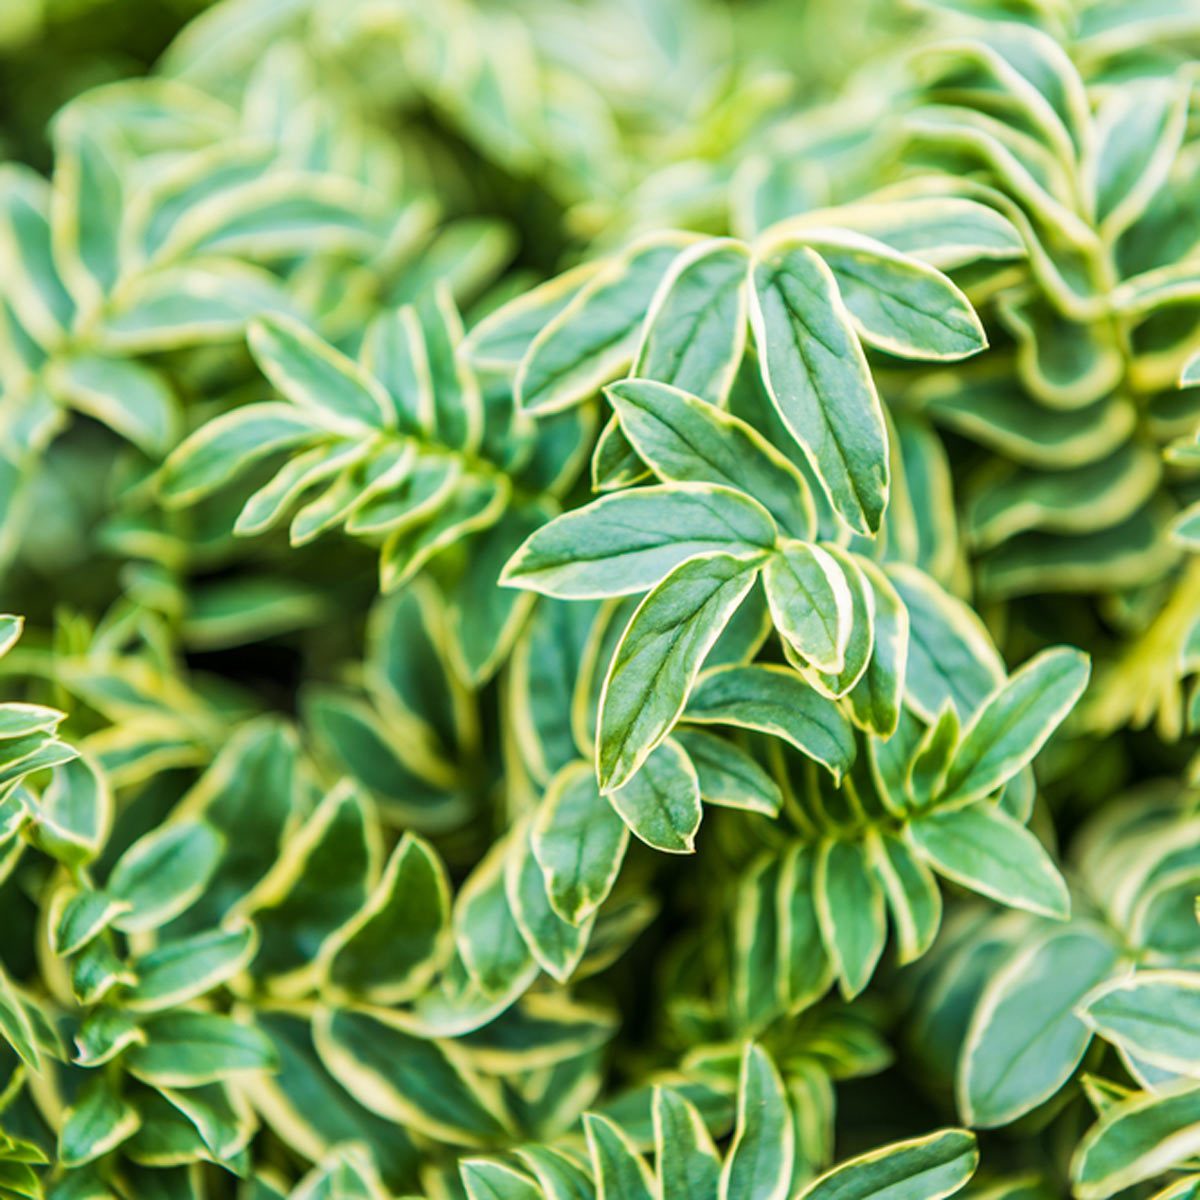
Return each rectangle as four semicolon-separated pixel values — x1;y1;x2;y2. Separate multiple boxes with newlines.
107;820;224;934
1083;971;1200;1076
763;540;852;673
608;737;702;853
634;238;750;404
796;1128;978;1200
1072;1084;1200;1200
684;665;856;782
750;241;889;534
584;1112;655;1200
720;1044;794;1200
517;234;692;414
606;378;815;539
655;1086;720;1200
800;229;986;361
959;922;1120;1126
814;839;887;1000
598;552;762;792
248;312;393;430
941;646;1090;806
502;484;775;600
907;804;1070;920
324;833;452;1002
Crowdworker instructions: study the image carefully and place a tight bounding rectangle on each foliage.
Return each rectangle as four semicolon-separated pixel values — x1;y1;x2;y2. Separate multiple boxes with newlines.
0;0;1199;1196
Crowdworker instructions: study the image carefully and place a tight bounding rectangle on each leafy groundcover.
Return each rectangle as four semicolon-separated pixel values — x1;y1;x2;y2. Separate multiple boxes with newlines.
0;0;1199;1196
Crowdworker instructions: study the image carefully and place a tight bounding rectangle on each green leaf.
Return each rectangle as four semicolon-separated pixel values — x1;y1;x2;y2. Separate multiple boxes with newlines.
126;921;257;1012
634;238;750;404
462;1160;542;1200
502;483;775;600
720;1044;794;1200
159;402;325;505
814;839;887;1000
606;378;815;539
50;111;123;304
242;1009;418;1186
763;540;852;673
231;441;367;535
379;473;509;593
996;294;1123;410
518;1145;596;1200
0;736;77;788
455;839;536;999
672;728;782;815
846;558;909;738
800;230;986;361
360;303;435;433
107;820;224;934
796;1128;978;1200
168;717;301;932
734;855;787;1030
792;196;1024;269
126;1012;277;1087
869;829;942;965
29;753;110;865
345;453;459;538
583;1112;655;1200
97;259;291;353
1083;970;1200;1076
49;354;180;455
907;704;960;809
1072;1083;1200;1200
517;233;691;414
465;261;601;371
159;1081;254;1162
0;965;41;1070
0;700;57;739
0;167;75;341
241;781;376;984
0;615;23;659
941;646;1090;805
887;565;1004;721
907;803;1070;919
532;761;630;926
608;737;702;853
446;497;552;685
598;552;762;792
1183;353;1200;388
73;1006;144;1068
684;664;856;783
505;819;593;983
292;1145;389;1200
51;888;129;957
779;842;835;1013
654;1087;720;1200
71;937;134;1006
313;1007;510;1146
413;285;483;452
324;832;452;1002
959;922;1120;1126
806;544;875;699
593;415;649;492
1089;76;1190;240
750;240;889;534
58;1077;140;1168
1171;501;1200;550
303;688;465;831
248;312;393;430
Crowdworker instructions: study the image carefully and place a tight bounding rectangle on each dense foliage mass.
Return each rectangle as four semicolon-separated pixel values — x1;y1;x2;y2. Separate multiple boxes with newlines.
0;0;1199;1196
